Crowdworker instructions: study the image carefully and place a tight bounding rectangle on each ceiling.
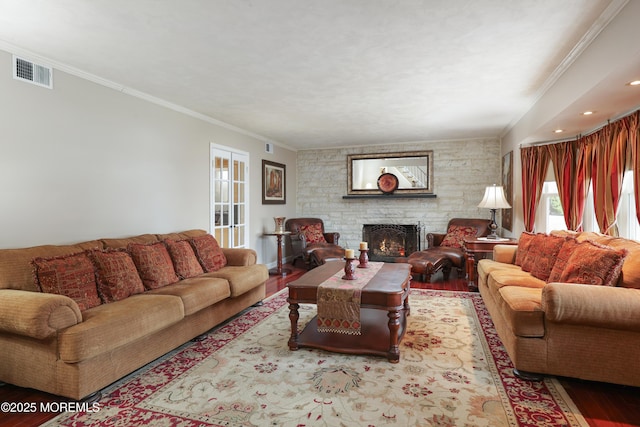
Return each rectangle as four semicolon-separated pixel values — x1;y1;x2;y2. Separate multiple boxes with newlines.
0;0;638;150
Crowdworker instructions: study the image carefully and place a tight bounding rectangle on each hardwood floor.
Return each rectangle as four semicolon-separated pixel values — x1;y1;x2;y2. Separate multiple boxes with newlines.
1;263;639;427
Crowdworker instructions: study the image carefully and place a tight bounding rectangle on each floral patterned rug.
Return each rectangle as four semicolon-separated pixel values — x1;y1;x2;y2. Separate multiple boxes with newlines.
45;289;588;426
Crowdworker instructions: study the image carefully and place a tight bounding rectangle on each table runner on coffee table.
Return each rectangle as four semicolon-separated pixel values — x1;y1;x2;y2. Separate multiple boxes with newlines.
317;261;384;335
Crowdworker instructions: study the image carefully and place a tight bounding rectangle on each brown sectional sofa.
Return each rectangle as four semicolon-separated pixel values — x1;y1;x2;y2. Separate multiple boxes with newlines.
477;230;640;387
0;229;268;400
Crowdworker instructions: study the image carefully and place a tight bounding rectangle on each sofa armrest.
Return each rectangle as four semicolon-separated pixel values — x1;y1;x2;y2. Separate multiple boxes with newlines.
493;245;518;264
222;248;257;266
0;289;82;339
542;283;640;331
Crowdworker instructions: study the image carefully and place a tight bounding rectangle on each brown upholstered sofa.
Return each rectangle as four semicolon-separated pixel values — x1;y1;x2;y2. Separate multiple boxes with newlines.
477;230;640;387
0;229;268;400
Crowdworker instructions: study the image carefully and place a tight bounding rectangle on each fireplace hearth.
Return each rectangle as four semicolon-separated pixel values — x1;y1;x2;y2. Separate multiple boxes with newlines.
362;223;421;262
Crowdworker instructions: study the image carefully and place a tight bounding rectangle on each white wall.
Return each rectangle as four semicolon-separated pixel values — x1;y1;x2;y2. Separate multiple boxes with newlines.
0;49;297;265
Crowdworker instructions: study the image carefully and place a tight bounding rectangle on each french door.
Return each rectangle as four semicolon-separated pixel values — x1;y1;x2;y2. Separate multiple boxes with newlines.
210;144;249;248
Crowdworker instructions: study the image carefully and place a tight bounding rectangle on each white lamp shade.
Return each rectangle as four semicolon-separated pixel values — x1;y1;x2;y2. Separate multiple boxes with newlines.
478;184;511;209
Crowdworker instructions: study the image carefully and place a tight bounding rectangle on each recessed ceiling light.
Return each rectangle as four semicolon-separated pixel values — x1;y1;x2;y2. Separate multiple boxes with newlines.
582;111;594;115
554;129;564;133
628;80;640;86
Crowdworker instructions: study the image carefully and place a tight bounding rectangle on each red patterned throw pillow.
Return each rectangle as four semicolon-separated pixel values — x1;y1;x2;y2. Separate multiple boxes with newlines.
547;237;580;282
128;242;179;290
32;252;101;311
165;239;204;279
527;234;566;281
440;225;477;249
88;249;145;303
556;240;627;286
190;234;227;272
515;232;536;266
299;223;327;244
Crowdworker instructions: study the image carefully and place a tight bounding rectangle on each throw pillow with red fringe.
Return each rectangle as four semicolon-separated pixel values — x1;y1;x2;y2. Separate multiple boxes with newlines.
299;223;327;244
522;233;566;280
165;239;204;279
547;237;580;282
128;242;179;290
557;240;628;286
190;234;227;272
515;232;536;266
32;252;101;311
440;225;477;249
87;249;145;303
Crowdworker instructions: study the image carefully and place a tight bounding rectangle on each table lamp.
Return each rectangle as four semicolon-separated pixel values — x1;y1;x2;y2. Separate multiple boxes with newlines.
478;184;511;239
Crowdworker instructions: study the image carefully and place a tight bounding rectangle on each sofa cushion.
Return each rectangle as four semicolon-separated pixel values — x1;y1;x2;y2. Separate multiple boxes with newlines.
32;252;101;311
190;234;227;272
165;239;204;279
527;234;566;281
202;264;268;298
58;294;184;363
88;249;145;303
515;232;536;266
299;223;327;244
146;277;231;316
488;267;546;290
101;233;159;249
128;242;180;290
440;225;477;249
556;240;627;287
497;286;545;338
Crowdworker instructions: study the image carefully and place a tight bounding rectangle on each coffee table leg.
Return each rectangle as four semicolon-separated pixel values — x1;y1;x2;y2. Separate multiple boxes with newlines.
288;302;300;351
387;309;400;363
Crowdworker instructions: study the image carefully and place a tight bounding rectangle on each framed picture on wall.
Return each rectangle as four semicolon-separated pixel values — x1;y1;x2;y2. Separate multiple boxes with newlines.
262;160;286;204
502;151;513;231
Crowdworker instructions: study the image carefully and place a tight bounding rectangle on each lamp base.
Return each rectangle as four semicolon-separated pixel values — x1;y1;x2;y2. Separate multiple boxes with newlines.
486;209;500;239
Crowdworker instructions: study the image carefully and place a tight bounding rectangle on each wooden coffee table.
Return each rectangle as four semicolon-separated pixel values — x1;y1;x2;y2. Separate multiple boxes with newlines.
287;260;411;362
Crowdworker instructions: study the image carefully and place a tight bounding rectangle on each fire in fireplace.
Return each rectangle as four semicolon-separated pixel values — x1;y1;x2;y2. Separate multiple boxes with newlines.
362;223;421;262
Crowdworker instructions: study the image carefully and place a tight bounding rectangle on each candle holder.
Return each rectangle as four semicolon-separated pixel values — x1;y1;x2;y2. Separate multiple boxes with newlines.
342;257;357;280
358;249;369;268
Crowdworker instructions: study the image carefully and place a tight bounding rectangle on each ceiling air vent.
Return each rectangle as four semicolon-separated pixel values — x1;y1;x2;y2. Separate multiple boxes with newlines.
13;55;53;89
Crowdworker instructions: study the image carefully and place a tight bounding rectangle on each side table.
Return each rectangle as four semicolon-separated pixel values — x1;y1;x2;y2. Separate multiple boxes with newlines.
264;231;292;277
463;237;518;291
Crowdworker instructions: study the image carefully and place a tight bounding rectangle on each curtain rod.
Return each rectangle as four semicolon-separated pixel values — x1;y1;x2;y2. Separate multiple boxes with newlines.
519;107;639;148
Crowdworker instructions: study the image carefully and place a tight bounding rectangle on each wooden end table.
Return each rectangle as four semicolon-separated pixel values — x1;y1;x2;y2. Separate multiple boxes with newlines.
464;237;518;291
264;231;292;277
287;261;411;363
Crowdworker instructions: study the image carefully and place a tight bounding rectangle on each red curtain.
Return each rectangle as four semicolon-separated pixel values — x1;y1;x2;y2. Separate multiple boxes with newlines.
521;145;549;232
547;141;591;231
629;111;640;225
522;109;638;235
591;120;628;236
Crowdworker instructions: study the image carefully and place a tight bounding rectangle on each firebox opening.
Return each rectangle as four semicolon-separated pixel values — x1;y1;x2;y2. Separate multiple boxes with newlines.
362;224;421;262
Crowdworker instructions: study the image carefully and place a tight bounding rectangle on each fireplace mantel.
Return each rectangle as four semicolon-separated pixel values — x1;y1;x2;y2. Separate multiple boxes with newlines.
343;194;437;199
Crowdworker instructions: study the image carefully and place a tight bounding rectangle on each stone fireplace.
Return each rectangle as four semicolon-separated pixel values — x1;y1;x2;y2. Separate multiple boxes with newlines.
362;223;421;262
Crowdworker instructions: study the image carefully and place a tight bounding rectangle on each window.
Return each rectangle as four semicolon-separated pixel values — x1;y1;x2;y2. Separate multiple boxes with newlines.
535;171;640;239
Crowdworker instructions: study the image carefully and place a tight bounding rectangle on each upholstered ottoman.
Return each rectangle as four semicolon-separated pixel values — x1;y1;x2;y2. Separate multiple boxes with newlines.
308;246;346;268
405;251;453;282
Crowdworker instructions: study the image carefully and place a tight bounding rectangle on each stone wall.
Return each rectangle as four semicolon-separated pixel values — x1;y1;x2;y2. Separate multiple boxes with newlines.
295;138;502;251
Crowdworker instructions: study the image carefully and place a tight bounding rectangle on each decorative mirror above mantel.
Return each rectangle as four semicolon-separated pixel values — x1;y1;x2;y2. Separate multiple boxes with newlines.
346;151;434;197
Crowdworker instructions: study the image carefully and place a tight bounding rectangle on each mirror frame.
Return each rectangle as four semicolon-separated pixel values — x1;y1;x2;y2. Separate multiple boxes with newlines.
347;150;434;195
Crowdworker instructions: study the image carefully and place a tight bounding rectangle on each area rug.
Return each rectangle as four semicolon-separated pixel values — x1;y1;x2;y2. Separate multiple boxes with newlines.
45;289;588;427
